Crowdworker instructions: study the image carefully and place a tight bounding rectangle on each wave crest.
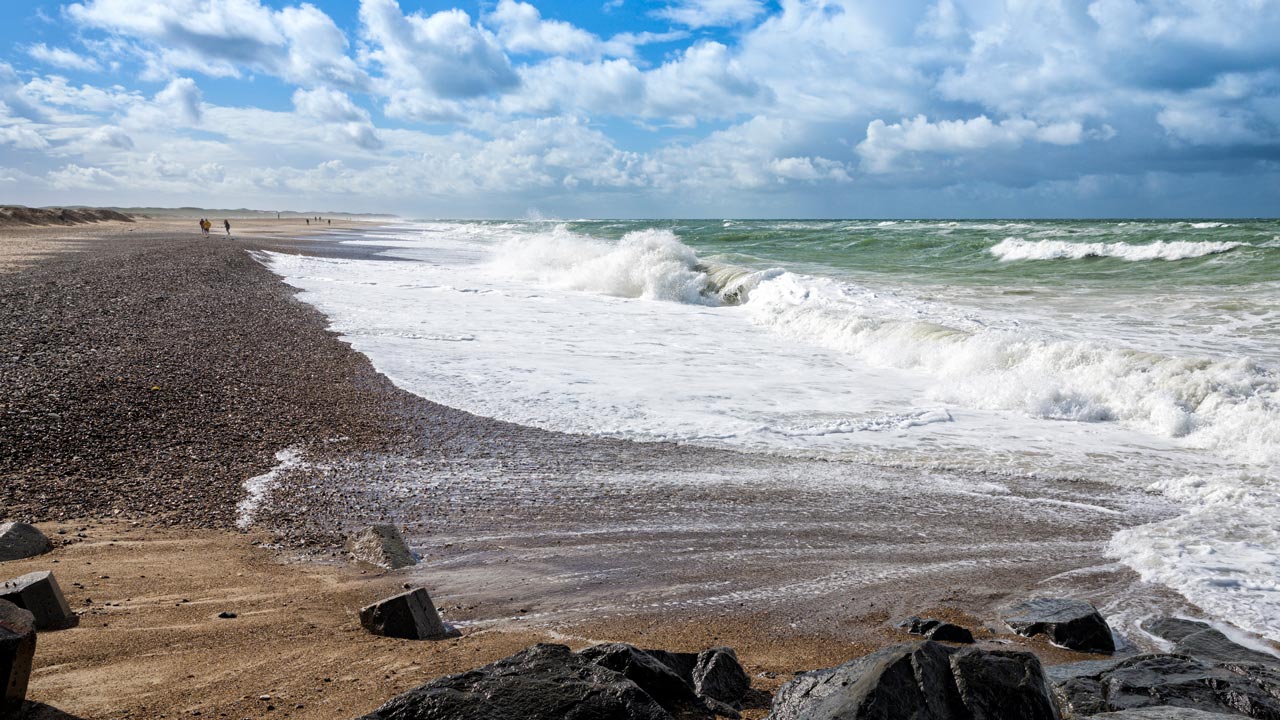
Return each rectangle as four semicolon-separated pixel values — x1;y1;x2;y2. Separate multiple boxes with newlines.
990;237;1245;262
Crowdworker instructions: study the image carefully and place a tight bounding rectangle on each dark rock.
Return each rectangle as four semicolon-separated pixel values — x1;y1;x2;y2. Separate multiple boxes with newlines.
0;523;52;561
1144;617;1211;644
1091;709;1239;719
1178;629;1279;667
1220;661;1280;698
1145;617;1279;666
693;647;750;707
768;641;1059;720
0;600;36;717
359;588;456;641
949;647;1058;720
1051;653;1280;718
1003;598;1115;653
0;571;75;630
355;643;673;720
217;611;237;619
1055;675;1110;717
1045;658;1127;685
900;616;976;644
768;640;962;720
346;525;416;570
579;643;711;718
644;649;700;685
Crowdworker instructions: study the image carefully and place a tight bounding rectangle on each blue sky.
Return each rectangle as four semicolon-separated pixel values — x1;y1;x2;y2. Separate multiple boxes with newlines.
1;0;1278;217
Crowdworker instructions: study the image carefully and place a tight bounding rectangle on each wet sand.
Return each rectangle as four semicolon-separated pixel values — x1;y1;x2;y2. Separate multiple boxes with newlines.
2;216;1200;719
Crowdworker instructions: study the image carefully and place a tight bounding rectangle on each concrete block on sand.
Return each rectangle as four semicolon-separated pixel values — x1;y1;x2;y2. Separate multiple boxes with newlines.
346;525;417;570
0;599;36;717
0;571;75;631
0;523;52;562
359;588;457;640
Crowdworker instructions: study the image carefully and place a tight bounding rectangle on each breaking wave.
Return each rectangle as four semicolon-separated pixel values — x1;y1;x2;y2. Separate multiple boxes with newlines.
486;226;780;305
486;226;1280;466
990;237;1245;262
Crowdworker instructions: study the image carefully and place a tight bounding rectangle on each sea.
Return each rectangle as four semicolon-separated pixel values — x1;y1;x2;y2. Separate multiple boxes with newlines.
262;218;1280;643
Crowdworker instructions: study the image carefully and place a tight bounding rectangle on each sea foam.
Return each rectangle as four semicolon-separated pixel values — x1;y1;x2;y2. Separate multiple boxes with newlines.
990;237;1244;262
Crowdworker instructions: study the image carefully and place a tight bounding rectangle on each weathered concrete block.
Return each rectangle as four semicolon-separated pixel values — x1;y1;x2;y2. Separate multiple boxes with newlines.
0;599;36;717
359;588;456;640
346;525;417;570
0;523;52;562
0;571;75;631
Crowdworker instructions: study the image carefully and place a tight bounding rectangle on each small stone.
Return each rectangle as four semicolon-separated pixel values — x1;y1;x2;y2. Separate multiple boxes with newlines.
218;611;237;619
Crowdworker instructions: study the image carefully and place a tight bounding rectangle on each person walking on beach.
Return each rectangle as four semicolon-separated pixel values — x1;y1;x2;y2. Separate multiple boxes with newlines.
223;219;231;237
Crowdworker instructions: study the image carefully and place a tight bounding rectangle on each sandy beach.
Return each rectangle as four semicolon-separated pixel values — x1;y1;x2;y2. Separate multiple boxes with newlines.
0;216;1219;719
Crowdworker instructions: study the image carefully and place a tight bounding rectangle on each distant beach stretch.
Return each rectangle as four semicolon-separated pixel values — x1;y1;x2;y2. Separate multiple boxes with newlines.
3;213;1278;719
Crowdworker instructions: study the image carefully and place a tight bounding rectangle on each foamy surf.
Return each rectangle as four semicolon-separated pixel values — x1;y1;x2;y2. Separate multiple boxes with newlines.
990;237;1245;262
236;446;304;530
263;217;1280;641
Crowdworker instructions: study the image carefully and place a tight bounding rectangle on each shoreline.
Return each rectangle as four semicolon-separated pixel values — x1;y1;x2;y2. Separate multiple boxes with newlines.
0;216;1245;719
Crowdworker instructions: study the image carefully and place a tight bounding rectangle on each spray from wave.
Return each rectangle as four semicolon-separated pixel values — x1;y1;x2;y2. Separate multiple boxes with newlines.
487;226;781;305
990;237;1244;262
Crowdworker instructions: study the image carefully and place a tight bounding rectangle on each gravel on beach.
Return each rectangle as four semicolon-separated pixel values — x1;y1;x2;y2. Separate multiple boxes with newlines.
0;226;716;535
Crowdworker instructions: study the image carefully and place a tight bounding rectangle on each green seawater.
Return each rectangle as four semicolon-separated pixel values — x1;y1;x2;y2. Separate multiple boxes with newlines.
561;219;1280;292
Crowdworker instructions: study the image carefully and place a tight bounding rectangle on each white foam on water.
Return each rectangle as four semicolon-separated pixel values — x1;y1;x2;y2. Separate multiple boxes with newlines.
1109;472;1280;640
263;221;1280;640
990;237;1245;262
236;447;304;530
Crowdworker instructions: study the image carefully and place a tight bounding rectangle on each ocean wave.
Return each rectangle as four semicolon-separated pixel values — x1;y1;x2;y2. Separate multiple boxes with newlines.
744;271;1280;464
487;225;783;306
990;237;1245;262
484;227;1280;467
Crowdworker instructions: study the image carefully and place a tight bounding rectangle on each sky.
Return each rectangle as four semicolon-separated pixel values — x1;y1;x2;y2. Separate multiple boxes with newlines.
0;0;1278;218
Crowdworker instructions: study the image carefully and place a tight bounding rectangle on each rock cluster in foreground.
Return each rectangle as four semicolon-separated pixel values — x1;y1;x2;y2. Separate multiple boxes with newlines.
353;597;1280;720
357;642;753;720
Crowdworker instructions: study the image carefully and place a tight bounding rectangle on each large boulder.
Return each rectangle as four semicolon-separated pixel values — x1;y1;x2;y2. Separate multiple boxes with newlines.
579;643;713;719
1003;598;1115;653
0;523;52;562
1;600;36;717
900;616;976;644
359;588;456;641
1052;653;1280;718
0;571;75;631
767;641;1057;720
1144;617;1279;666
346;525;417;570
355;643;673;720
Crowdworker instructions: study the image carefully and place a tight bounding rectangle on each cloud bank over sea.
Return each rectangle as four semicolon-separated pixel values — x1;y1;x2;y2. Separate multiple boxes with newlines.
1;0;1279;217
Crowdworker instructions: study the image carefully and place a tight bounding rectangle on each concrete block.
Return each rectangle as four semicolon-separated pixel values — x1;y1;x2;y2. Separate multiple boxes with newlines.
0;571;75;631
360;588;457;640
